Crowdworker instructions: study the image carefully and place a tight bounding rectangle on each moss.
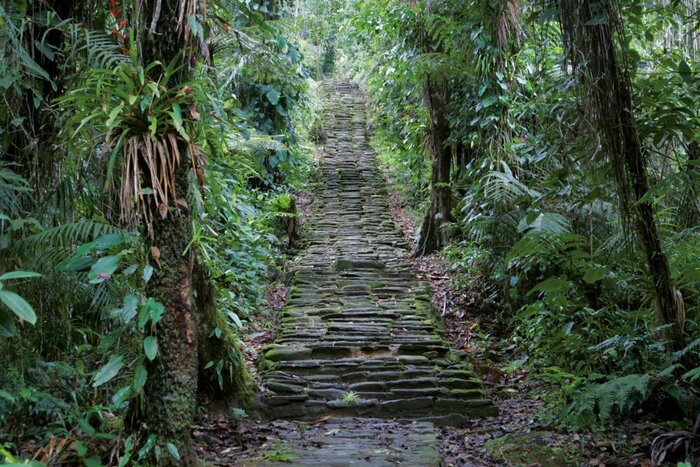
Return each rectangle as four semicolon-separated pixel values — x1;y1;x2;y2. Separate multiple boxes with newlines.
195;267;253;404
264;345;312;361
485;433;580;466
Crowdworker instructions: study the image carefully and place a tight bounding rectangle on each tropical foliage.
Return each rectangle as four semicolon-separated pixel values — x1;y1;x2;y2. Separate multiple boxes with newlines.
2;0;700;464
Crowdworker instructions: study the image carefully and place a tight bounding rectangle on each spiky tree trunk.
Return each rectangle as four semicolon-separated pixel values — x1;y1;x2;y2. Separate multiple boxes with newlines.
415;74;453;256
132;1;199;462
559;0;685;349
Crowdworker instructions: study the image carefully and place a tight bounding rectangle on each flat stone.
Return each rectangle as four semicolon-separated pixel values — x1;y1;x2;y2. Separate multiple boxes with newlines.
381;397;434;412
335;259;386;271
264;346;313;362
266;381;306;394
327;398;379;409
263;394;309;406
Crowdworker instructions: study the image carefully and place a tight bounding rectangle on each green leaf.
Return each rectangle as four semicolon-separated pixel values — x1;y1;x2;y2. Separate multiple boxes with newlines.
74;439;88;457
149;115;158;135
171;103;183;126
143;264;154;283
138;434;157;459
111;385;132;409
84;455;103;467
266;88;281;105
93;355;124;387
78;418;96;436
480;95;498;108
138;298;165;328
106;103;125;129
141;93;154;113
0;270;41;281
187;14;204;41
59;255;96;272
228;311;243;328
585;13;607;26
93;233;129;250
113;293;139;323
166;443;181;461
583;265;608;284
528;278;571;296
143;336;158;361
133;361;147;393
0;309;16;337
0;389;16;402
88;255;122;284
0;289;37;324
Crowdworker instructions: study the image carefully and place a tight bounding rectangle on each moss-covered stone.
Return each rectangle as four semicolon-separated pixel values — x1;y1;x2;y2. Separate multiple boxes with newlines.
264;346;313;362
485;432;580;466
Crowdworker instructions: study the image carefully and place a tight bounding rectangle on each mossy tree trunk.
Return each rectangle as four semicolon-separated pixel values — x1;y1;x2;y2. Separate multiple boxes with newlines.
143;168;198;463
415;74;453;257
131;0;200;462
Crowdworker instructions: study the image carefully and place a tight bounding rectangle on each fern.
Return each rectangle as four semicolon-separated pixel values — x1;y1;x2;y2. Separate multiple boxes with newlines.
559;374;652;430
0;163;33;217
64;26;126;70
17;219;127;268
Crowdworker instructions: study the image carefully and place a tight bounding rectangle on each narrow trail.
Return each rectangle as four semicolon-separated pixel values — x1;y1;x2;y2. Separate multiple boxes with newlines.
249;81;496;465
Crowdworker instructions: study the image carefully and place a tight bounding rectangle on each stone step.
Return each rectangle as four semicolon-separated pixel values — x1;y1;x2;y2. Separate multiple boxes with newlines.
255;81;497;432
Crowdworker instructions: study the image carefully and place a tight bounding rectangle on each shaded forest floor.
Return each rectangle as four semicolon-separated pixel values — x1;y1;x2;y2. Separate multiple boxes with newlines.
190;185;660;466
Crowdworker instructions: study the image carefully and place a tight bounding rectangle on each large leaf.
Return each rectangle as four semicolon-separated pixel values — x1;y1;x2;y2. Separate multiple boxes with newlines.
0;289;37;324
0;271;41;281
93;355;124;387
88;255;122;283
528;278;572;296
266;88;281;105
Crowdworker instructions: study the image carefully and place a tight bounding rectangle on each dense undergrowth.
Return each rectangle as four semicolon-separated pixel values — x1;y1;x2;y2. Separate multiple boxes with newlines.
341;0;700;453
0;0;334;463
2;0;700;465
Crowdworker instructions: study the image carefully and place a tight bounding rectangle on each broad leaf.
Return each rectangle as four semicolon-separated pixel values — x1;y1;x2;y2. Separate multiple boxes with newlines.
93;355;124;387
0;290;37;324
0;271;41;281
88;255;122;284
133;361;148;393
143;336;158;361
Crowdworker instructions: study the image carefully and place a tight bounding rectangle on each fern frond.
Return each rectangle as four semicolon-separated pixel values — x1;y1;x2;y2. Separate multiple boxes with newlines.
0;163;33;216
559;374;652;430
17;219;127;268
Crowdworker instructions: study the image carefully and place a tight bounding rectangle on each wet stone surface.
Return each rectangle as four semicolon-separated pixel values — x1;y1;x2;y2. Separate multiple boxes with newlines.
249;80;496;465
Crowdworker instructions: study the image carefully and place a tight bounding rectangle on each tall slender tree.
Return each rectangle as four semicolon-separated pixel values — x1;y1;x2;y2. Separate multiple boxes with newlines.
558;0;685;349
415;1;454;256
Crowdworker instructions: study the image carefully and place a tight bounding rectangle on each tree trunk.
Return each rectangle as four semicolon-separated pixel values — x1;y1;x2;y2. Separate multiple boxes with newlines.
143;168;198;463
132;1;200;462
677;142;699;229
559;0;685;349
415;75;453;257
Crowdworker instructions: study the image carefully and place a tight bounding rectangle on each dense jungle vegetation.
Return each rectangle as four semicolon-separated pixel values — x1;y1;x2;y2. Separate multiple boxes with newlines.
1;0;699;465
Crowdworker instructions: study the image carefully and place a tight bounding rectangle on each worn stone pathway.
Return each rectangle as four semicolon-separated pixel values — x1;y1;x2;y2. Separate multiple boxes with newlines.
250;81;496;465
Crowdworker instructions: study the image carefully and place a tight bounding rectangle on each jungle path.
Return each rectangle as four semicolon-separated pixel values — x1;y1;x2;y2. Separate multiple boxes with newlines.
249;81;496;466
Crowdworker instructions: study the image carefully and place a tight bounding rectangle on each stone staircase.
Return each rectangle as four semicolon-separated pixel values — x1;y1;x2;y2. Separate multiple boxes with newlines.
257;80;497;428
